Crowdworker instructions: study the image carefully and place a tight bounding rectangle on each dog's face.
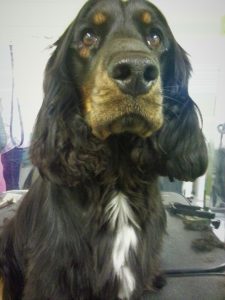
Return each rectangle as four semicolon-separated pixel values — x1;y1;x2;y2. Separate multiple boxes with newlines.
66;0;173;139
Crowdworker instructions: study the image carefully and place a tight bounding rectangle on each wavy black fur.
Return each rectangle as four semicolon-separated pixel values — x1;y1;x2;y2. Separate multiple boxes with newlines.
0;0;208;299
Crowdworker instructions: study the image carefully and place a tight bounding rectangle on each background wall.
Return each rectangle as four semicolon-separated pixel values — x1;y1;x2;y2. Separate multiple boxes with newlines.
0;0;225;148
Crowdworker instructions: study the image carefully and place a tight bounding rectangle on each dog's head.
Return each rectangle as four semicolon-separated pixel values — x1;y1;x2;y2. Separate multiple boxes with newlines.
50;0;190;140
76;0;167;139
31;0;208;185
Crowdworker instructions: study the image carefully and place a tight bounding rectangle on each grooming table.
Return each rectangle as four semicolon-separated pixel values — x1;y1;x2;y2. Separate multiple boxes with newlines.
0;191;224;299
158;192;225;300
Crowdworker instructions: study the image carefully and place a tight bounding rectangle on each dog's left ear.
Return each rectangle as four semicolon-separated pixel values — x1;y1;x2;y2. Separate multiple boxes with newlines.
154;42;208;182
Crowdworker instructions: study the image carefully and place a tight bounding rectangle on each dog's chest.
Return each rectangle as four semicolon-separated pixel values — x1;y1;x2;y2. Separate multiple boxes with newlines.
104;193;140;299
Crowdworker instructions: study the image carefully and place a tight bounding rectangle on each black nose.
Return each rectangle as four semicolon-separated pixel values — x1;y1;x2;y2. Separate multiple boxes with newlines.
108;56;159;96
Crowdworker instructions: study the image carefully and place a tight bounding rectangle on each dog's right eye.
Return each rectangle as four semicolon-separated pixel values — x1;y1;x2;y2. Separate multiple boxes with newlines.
82;32;100;49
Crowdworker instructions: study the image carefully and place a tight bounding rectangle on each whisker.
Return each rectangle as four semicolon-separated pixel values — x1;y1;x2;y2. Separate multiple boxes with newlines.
163;95;181;104
162;85;179;91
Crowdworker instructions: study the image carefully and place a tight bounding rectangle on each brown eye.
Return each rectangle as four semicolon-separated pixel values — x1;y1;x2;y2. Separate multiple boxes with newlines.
147;32;161;49
82;32;99;48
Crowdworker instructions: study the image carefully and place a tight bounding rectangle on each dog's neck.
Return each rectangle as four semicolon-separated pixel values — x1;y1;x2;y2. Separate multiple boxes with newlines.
106;133;156;171
92;133;158;196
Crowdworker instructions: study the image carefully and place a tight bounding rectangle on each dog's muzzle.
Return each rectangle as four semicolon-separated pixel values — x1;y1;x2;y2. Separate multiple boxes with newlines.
83;38;163;139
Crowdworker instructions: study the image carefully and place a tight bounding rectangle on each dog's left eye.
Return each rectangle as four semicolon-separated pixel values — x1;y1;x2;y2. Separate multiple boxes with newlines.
82;32;99;48
146;32;161;49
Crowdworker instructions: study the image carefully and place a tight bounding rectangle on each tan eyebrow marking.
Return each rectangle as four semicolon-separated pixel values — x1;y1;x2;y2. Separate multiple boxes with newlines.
93;12;107;25
141;11;152;24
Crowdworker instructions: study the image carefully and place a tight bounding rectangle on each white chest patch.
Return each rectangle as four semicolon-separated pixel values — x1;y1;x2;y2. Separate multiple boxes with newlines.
105;193;140;299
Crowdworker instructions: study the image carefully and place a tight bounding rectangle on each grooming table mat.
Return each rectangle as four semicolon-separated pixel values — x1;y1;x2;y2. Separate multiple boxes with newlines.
158;192;225;300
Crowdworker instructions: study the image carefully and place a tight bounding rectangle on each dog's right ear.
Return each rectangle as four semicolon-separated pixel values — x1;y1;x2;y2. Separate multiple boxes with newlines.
30;15;108;186
30;22;80;186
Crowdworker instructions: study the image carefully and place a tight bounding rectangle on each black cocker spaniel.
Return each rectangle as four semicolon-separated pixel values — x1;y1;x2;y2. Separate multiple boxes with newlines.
0;0;208;299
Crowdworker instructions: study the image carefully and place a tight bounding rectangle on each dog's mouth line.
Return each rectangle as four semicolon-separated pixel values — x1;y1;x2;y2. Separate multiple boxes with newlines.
90;112;157;138
91;88;162;103
91;97;161;106
86;108;153;124
106;112;149;124
88;95;163;112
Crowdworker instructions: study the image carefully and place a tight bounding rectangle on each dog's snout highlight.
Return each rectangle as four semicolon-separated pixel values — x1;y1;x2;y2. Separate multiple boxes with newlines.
108;56;159;96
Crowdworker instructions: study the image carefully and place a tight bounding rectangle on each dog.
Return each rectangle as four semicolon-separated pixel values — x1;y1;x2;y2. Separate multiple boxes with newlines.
0;0;208;299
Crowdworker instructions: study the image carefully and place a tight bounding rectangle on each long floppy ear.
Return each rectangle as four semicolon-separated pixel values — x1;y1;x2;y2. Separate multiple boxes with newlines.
30;19;108;186
154;42;208;181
